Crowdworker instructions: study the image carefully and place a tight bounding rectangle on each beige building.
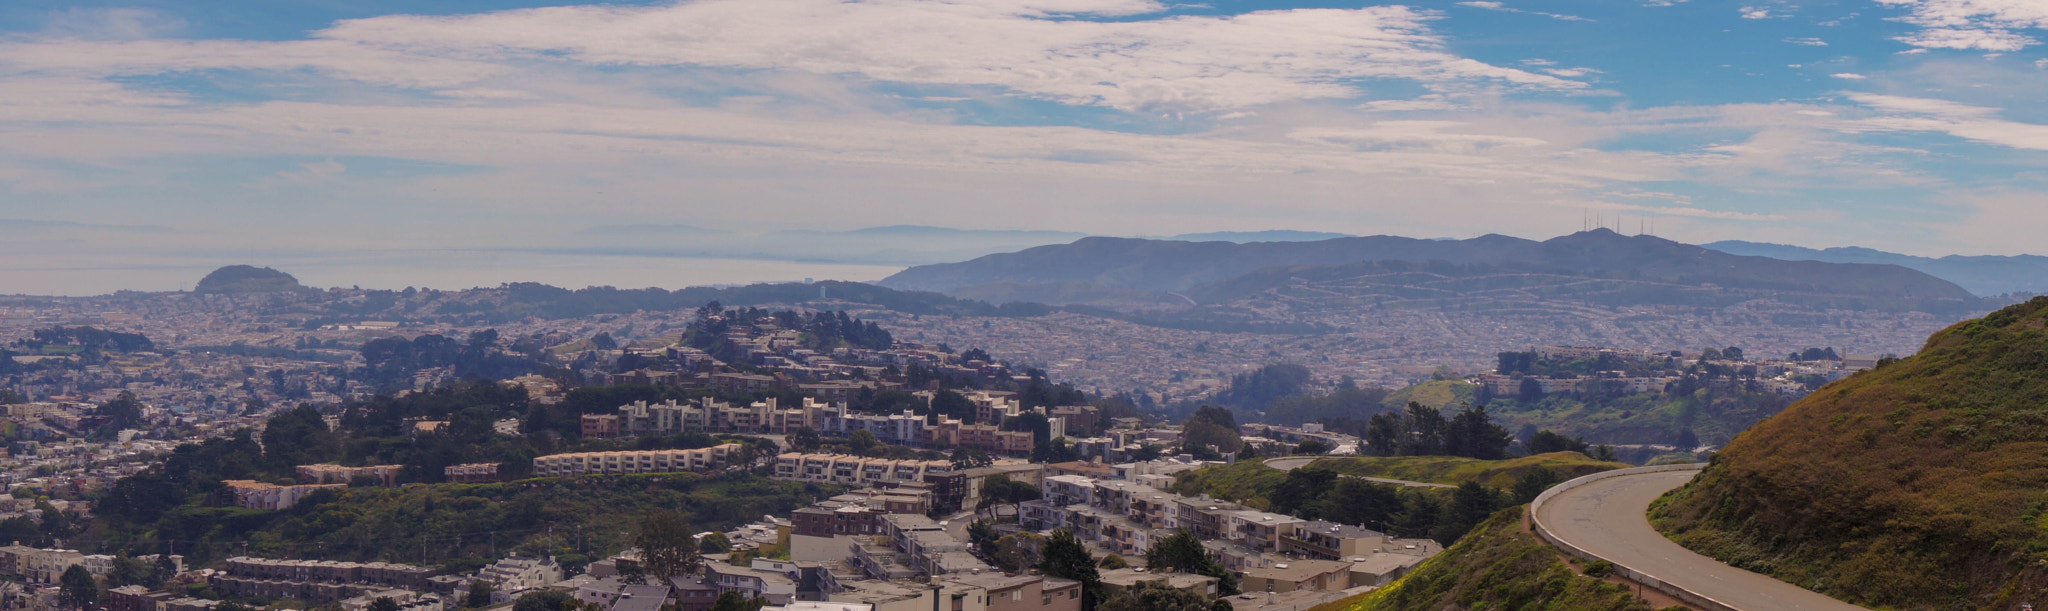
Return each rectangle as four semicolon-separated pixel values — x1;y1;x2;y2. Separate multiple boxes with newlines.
297;464;403;486
773;453;953;487
224;480;346;510
531;444;744;477
1239;560;1353;594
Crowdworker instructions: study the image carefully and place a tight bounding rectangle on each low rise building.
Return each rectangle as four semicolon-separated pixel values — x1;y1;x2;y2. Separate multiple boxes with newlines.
531;444;744;477
297;464;403;486
223;480;345;510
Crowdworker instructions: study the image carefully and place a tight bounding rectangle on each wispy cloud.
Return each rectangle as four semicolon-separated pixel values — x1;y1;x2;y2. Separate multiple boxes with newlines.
1785;36;1830;46
1874;0;2048;50
1456;1;1592;22
1832;72;1868;79
1846;93;2048;150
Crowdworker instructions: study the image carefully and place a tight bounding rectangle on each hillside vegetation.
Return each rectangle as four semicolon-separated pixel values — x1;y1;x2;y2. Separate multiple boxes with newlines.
1320;509;1667;611
90;471;831;572
1653;296;2048;610
1309;453;1630;489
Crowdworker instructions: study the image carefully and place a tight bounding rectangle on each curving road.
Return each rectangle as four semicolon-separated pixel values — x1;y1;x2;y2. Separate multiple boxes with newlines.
1262;456;1453;488
1535;468;1868;611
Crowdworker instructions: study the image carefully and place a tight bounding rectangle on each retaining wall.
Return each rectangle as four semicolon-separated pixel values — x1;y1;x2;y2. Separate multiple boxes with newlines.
1525;463;1740;611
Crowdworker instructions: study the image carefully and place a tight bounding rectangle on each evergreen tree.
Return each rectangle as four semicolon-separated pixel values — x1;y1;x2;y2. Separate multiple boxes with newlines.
636;509;704;582
1040;528;1102;609
59;565;98;610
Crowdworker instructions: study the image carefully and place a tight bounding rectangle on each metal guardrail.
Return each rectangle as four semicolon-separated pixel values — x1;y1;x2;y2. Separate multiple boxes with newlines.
1526;463;1742;611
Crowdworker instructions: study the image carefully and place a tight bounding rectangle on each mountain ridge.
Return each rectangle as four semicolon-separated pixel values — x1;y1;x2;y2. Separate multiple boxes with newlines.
882;230;1981;312
1703;239;2048;297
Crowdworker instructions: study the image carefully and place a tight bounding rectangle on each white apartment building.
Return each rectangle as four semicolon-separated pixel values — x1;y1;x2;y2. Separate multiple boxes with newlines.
531;444;744;477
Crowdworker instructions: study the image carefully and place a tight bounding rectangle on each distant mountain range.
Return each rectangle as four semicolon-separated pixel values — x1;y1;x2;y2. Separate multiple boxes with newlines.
881;230;1982;313
1701;240;2048;297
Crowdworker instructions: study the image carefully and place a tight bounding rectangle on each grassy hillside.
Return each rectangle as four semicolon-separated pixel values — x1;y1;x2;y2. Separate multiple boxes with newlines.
1319;509;1668;611
1486;385;1791;447
1309;453;1631;489
88;471;836;572
1653;296;2048;610
1167;460;1288;509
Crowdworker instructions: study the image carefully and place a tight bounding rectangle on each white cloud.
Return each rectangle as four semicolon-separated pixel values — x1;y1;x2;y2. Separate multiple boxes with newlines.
1456;1;1592;22
39;8;186;40
1875;0;2048;50
1742;6;1774;19
1784;37;1830;46
291;0;1581;113
1832;72;1868;79
1845;92;2048;150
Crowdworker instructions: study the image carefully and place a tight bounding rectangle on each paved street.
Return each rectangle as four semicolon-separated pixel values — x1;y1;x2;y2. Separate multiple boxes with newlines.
1535;469;1869;611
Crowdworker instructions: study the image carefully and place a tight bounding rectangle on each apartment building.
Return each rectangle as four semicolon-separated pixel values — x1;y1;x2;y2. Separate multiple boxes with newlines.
223;480;345;510
925;417;1033;455
444;463;501;483
618;397;840;436
297;464;403;486
475;556;563;602
773;453;952;487
531;444;744;477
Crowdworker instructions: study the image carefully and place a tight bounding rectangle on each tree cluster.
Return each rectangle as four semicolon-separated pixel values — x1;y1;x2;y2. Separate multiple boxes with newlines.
1364;402;1512;459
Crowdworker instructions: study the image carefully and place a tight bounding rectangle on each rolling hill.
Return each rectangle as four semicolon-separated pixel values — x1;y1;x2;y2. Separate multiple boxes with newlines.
882;230;1982;314
1652;296;2048;609
1704;239;2048;297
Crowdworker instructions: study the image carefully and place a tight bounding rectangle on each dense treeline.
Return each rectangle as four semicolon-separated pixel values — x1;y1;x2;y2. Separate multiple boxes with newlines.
1363;402;1514;459
19;326;156;353
1266;467;1507;545
682;303;894;355
94;469;829;572
94;381;784;567
1263;379;1392;426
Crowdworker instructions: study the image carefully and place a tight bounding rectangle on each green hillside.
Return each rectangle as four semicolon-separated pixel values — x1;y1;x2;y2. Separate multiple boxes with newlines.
195;265;305;293
1653;296;2048;610
1320;509;1668;611
1309;452;1630;489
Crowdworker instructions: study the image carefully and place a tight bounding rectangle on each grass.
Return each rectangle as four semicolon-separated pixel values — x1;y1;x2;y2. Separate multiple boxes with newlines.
1307;452;1631;489
1382;380;1475;410
1317;508;1673;611
1167;459;1288;509
1653;296;2048;610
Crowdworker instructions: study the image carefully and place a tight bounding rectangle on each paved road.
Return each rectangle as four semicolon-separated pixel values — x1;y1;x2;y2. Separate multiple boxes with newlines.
1535;469;1868;611
1262;456;1454;488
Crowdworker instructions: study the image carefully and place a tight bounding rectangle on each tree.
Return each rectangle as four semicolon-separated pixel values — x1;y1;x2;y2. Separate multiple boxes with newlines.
108;553;153;588
1441;405;1511;460
708;591;763;611
952;447;994;469
1041;528;1102;609
1518;377;1544;402
1098;554;1129;570
699;532;732;554
1404;402;1445;456
590;332;618;350
788;427;821;453
514;590;579;611
847;430;880;455
59;565;98;610
1430;482;1504;545
468;579;496;608
1098;581;1213;611
1594;444;1619;462
1364;412;1403;457
636;508;704;581
1235;443;1259;461
153;553;179;583
1143;530;1238;595
992;533;1046;574
1032;437;1080;464
369;597;403;611
1293;438;1331;455
1511;468;1564;504
1525;430;1589;455
977;474;1042;514
967;519;1000;552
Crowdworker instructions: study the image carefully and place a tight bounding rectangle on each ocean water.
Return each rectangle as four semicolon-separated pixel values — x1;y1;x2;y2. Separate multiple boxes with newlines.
0;250;905;296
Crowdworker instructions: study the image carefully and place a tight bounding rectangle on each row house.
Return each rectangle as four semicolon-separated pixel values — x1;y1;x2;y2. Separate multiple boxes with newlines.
530;444;744;477
297;464;404;486
618;398;841;436
223;557;435;589
773;454;952;487
444;463;502;483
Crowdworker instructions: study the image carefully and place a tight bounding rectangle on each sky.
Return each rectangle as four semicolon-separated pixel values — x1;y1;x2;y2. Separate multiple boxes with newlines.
4;0;2048;294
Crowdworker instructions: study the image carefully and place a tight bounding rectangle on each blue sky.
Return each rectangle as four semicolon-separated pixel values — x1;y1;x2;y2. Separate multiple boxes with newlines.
3;0;2048;293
